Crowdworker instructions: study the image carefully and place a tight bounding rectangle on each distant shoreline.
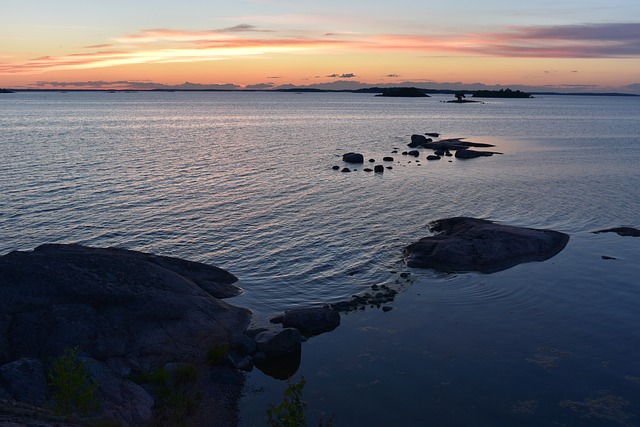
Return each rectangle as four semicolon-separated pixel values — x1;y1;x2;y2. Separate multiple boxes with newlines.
2;87;638;97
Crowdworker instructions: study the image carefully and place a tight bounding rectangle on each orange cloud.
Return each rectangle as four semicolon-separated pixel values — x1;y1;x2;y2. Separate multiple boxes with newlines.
2;22;638;77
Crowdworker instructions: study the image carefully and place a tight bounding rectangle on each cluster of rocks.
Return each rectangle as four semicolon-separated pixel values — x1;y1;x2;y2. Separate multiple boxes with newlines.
333;152;395;173
407;134;502;159
5;217;632;424
330;284;399;313
333;132;502;173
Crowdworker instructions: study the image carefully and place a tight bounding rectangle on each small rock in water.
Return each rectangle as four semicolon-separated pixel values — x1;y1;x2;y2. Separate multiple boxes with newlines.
332;165;340;170
341;168;351;173
374;165;384;173
342;152;365;163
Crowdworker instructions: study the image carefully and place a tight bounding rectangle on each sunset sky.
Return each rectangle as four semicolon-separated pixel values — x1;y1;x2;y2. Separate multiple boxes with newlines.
2;0;639;92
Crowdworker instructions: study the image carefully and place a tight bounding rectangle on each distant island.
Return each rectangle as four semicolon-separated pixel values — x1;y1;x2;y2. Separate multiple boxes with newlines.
3;87;638;97
374;87;430;97
472;88;532;98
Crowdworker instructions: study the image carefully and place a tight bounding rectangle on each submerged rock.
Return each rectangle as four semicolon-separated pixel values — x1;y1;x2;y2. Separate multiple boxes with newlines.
593;227;640;237
404;217;569;273
455;149;500;159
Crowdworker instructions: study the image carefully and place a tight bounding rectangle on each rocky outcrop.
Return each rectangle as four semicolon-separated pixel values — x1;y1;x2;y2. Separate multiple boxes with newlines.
593;227;640;237
404;217;569;273
0;244;252;425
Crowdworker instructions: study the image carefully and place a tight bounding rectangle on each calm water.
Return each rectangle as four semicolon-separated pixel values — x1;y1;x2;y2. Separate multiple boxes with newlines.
1;91;639;425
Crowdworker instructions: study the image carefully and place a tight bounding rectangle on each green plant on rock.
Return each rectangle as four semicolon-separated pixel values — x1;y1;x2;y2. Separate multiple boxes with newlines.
267;376;333;427
48;346;100;416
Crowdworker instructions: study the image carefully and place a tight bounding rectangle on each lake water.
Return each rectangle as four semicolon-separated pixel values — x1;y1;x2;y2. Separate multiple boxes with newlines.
1;91;639;426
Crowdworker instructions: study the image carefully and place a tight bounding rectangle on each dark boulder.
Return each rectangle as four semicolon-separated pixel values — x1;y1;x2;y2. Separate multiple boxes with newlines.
426;155;441;160
342;152;364;163
282;307;340;336
593;227;640;237
425;132;440;137
408;134;432;148
408;150;420;157
374;165;384;173
404;217;569;273
341;167;351;172
254;328;301;358
332;165;340;170
383;156;394;162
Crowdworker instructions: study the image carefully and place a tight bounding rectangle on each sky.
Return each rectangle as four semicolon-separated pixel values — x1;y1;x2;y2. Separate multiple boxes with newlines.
1;0;640;92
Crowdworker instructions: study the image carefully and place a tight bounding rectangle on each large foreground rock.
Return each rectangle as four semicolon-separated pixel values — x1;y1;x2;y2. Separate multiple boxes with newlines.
0;244;252;425
0;244;250;368
404;217;569;273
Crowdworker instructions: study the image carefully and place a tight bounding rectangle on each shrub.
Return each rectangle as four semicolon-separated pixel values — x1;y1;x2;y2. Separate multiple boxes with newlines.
267;376;307;427
48;347;100;416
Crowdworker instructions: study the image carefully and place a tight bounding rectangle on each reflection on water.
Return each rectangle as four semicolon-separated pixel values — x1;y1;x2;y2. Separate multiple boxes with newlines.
241;233;640;426
1;91;639;425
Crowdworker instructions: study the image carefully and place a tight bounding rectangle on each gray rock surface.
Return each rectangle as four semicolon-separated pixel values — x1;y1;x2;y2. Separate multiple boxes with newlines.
404;217;569;273
80;357;154;425
282;306;341;336
0;358;48;405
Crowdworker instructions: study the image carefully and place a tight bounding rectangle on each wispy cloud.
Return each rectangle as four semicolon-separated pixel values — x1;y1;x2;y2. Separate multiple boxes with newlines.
366;23;640;58
2;22;639;76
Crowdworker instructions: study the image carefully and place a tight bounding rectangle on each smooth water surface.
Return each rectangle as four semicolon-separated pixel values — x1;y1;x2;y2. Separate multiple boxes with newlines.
2;91;639;425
